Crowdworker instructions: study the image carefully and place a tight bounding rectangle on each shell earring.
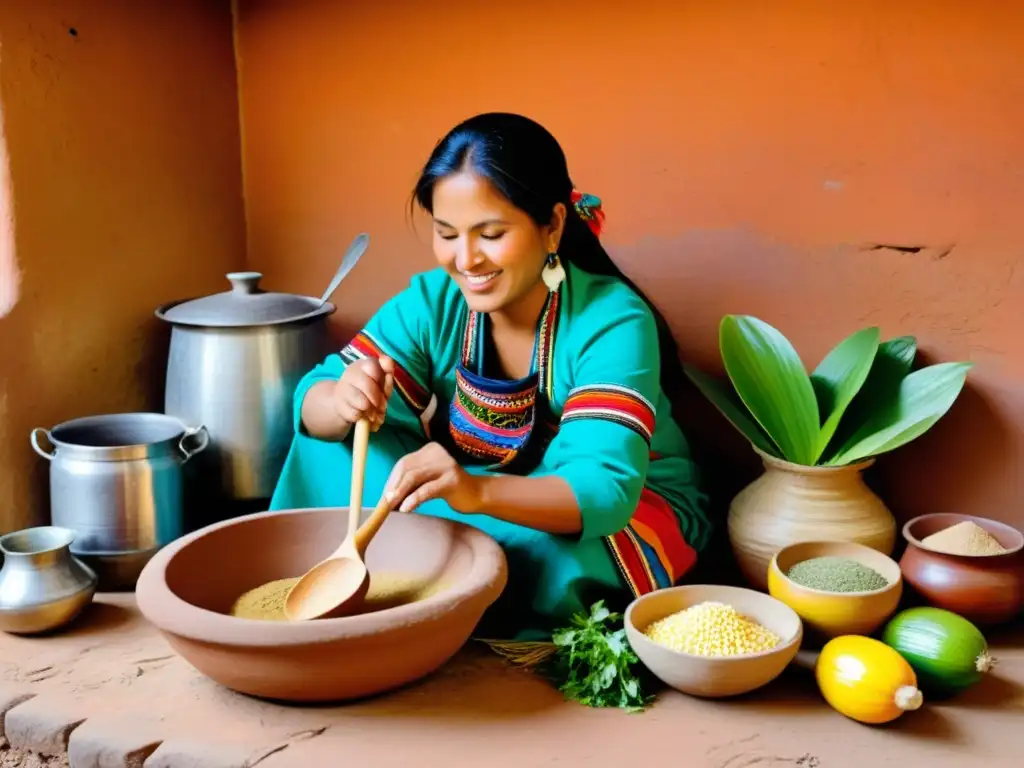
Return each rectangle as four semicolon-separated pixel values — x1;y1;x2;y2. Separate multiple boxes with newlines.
542;252;565;292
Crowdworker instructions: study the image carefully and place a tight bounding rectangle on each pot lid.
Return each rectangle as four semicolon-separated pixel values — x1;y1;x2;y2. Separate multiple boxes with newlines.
156;272;334;328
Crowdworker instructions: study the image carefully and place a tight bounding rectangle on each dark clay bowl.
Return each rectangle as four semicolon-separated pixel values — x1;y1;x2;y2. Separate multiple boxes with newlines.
900;513;1023;625
135;508;507;703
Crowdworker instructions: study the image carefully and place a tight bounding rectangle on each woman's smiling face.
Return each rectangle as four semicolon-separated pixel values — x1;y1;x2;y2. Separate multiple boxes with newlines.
430;171;564;314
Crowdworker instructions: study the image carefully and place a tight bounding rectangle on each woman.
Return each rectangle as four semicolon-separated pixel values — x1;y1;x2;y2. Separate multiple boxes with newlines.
270;112;710;640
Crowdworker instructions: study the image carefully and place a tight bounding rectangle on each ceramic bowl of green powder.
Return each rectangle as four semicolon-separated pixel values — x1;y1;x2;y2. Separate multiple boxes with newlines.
767;541;903;641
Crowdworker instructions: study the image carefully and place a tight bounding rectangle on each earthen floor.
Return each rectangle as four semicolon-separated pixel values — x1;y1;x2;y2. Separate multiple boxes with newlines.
0;595;1019;767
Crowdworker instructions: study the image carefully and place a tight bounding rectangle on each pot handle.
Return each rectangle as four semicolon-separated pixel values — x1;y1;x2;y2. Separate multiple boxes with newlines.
30;428;56;460
178;425;210;463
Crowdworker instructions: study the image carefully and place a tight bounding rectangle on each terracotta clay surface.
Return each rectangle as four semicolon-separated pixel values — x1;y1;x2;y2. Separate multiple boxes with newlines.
0;594;1020;766
135;508;507;702
900;513;1023;625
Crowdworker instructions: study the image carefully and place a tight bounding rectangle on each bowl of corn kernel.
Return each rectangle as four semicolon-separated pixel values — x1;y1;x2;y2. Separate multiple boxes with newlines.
624;584;803;698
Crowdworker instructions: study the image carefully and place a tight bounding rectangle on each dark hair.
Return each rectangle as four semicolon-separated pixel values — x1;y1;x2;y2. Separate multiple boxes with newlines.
412;112;687;423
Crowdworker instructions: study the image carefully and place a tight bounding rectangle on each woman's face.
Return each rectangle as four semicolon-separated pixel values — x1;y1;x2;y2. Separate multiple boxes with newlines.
430;171;564;314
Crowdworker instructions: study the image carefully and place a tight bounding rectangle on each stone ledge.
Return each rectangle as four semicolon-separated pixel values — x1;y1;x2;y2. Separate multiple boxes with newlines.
0;686;37;739
0;685;301;768
66;715;164;768
142;740;254;768
4;694;88;757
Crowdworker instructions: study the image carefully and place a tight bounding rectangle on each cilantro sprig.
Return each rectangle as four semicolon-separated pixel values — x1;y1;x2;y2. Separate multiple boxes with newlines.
545;600;656;712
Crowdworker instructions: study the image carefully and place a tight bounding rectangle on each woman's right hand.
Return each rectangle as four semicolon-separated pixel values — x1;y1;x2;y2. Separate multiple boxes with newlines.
334;356;395;431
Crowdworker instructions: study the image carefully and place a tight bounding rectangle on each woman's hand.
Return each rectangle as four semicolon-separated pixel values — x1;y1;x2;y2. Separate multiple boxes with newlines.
334;356;394;431
384;442;482;514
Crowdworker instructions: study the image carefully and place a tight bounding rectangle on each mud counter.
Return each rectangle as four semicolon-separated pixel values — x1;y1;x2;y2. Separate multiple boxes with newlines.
0;594;1019;767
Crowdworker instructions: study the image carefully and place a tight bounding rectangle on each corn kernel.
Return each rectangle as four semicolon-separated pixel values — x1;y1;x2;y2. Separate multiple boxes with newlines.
642;601;780;657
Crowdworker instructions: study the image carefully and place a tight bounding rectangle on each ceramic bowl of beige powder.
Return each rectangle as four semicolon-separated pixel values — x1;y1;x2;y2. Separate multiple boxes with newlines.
899;513;1023;625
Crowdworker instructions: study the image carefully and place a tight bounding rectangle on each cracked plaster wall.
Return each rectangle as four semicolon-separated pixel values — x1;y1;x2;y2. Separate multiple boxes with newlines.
0;0;1022;538
235;0;1024;528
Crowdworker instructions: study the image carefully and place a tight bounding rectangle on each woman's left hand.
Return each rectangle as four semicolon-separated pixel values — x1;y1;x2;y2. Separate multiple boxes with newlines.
383;442;483;514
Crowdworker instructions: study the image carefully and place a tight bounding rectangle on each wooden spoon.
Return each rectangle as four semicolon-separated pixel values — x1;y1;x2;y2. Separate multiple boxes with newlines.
284;418;391;621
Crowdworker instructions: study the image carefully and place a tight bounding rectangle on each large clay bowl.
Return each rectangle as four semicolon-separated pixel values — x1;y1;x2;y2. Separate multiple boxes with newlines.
625;585;802;698
899;513;1023;626
768;540;902;643
136;508;507;703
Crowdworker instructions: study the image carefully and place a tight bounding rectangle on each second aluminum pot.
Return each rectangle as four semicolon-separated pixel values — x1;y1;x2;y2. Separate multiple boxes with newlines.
155;272;335;501
30;413;209;585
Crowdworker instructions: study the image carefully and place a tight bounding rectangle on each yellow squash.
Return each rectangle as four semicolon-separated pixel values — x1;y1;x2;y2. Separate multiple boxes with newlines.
815;635;923;724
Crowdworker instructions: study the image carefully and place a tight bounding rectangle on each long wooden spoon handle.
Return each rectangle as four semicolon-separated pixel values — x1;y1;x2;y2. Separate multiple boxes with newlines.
349;418;371;534
354;493;394;558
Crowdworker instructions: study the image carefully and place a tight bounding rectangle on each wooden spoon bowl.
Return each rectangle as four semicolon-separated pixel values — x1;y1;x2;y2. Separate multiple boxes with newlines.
284;490;394;621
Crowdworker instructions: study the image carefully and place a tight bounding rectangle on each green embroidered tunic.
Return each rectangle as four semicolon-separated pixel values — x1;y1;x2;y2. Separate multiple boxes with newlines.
270;262;710;639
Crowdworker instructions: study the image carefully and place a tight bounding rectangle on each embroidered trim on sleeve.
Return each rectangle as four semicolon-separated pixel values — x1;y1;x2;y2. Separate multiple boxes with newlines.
559;383;656;445
340;331;431;415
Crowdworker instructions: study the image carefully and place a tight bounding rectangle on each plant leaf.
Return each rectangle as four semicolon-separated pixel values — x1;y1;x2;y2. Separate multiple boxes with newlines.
809;326;880;463
683;364;782;457
719;315;820;465
589;601;611;623
826;361;972;465
854;336;917;406
822;336;918;462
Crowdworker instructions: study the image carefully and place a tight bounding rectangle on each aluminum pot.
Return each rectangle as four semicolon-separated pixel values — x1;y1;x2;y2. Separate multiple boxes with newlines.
30;413;209;586
155;272;335;501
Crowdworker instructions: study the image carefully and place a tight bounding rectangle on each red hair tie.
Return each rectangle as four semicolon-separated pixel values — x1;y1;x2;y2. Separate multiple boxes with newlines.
571;189;605;238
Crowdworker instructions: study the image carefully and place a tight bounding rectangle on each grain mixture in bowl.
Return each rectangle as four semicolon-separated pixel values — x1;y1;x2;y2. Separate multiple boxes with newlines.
229;572;446;621
920;521;1009;556
786;556;889;592
643;601;781;657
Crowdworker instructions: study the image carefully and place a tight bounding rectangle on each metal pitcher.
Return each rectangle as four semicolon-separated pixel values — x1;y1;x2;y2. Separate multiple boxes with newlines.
30;413;209;574
0;526;98;634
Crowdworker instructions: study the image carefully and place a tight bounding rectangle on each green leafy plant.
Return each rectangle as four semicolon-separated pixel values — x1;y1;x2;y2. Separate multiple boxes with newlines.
684;316;972;467
545;600;655;712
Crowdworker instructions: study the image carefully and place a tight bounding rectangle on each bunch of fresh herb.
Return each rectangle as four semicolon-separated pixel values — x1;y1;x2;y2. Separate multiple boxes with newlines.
544;600;655;712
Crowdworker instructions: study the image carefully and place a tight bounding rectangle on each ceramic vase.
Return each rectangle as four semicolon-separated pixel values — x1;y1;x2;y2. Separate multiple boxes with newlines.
728;448;897;590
